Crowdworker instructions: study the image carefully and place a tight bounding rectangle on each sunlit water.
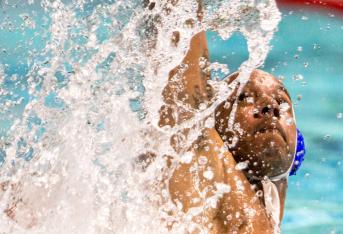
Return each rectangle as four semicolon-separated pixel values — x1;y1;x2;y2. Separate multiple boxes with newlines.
0;0;306;233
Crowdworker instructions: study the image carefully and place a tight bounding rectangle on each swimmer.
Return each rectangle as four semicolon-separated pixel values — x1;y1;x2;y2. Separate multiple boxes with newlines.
158;30;305;233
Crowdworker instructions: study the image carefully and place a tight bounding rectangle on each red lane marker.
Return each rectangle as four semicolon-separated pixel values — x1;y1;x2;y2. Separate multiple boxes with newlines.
277;0;343;13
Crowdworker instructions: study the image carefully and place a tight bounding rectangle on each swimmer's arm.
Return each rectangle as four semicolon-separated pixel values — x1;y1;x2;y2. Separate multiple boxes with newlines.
213;130;275;233
169;128;275;233
168;128;227;233
203;128;275;233
159;31;212;127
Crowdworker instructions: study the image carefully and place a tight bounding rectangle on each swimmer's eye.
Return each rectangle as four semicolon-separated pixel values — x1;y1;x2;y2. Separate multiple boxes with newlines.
276;99;283;105
277;87;292;104
276;98;289;105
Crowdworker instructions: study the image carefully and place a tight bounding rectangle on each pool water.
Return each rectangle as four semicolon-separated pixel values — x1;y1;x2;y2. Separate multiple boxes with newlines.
208;8;343;234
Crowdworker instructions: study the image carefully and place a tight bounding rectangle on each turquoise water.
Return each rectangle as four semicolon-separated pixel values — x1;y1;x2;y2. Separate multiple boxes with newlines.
0;3;342;233
208;8;343;234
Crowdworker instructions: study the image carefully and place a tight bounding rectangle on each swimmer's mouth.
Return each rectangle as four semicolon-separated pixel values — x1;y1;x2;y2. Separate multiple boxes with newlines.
255;124;287;143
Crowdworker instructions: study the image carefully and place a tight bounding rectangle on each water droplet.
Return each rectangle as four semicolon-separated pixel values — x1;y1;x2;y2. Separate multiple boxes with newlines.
246;97;254;104
204;117;214;128
209;197;217;208
203;170;214;180
336;113;343;119
235;211;240;218
235;161;248;170
256;190;263;197
293;74;304;81
286;117;294;125
162;189;168;198
280;102;290;112
181;152;193;164
278;75;285;81
215;182;231;194
198;156;208;165
199;103;207;110
223;101;231;109
323;134;331;141
313;43;321;50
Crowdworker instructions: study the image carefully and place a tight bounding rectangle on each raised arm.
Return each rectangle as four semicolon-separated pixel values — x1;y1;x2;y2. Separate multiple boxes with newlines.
158;31;212;127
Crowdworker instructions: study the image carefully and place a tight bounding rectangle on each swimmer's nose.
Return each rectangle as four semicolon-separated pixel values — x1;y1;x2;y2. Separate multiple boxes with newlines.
261;105;280;117
254;97;280;118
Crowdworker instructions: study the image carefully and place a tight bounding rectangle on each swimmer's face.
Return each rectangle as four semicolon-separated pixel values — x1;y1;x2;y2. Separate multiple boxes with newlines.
215;70;296;178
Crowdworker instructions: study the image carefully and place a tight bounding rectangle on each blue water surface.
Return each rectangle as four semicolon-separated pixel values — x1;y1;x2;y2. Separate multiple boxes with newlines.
208;8;343;234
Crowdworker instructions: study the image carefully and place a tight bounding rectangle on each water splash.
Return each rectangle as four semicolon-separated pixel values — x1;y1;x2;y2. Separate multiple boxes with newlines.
0;0;280;233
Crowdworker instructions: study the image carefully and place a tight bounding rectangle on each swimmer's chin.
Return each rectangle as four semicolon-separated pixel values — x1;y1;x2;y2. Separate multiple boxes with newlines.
234;139;293;179
251;148;293;179
254;131;289;156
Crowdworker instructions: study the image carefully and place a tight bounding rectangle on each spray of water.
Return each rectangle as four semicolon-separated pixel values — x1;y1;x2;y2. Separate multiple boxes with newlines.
0;0;280;233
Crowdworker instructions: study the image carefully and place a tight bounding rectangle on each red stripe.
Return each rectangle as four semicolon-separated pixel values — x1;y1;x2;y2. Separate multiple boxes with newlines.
277;0;343;12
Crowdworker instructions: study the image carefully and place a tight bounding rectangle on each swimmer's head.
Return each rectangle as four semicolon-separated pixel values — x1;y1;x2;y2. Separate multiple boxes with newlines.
215;70;296;179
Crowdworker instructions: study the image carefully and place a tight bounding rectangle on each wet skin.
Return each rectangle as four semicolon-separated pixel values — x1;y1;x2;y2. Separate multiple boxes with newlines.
215;70;297;179
157;31;291;232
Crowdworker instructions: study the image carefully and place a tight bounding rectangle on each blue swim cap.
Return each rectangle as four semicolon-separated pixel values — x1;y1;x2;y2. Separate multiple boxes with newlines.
290;128;306;176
